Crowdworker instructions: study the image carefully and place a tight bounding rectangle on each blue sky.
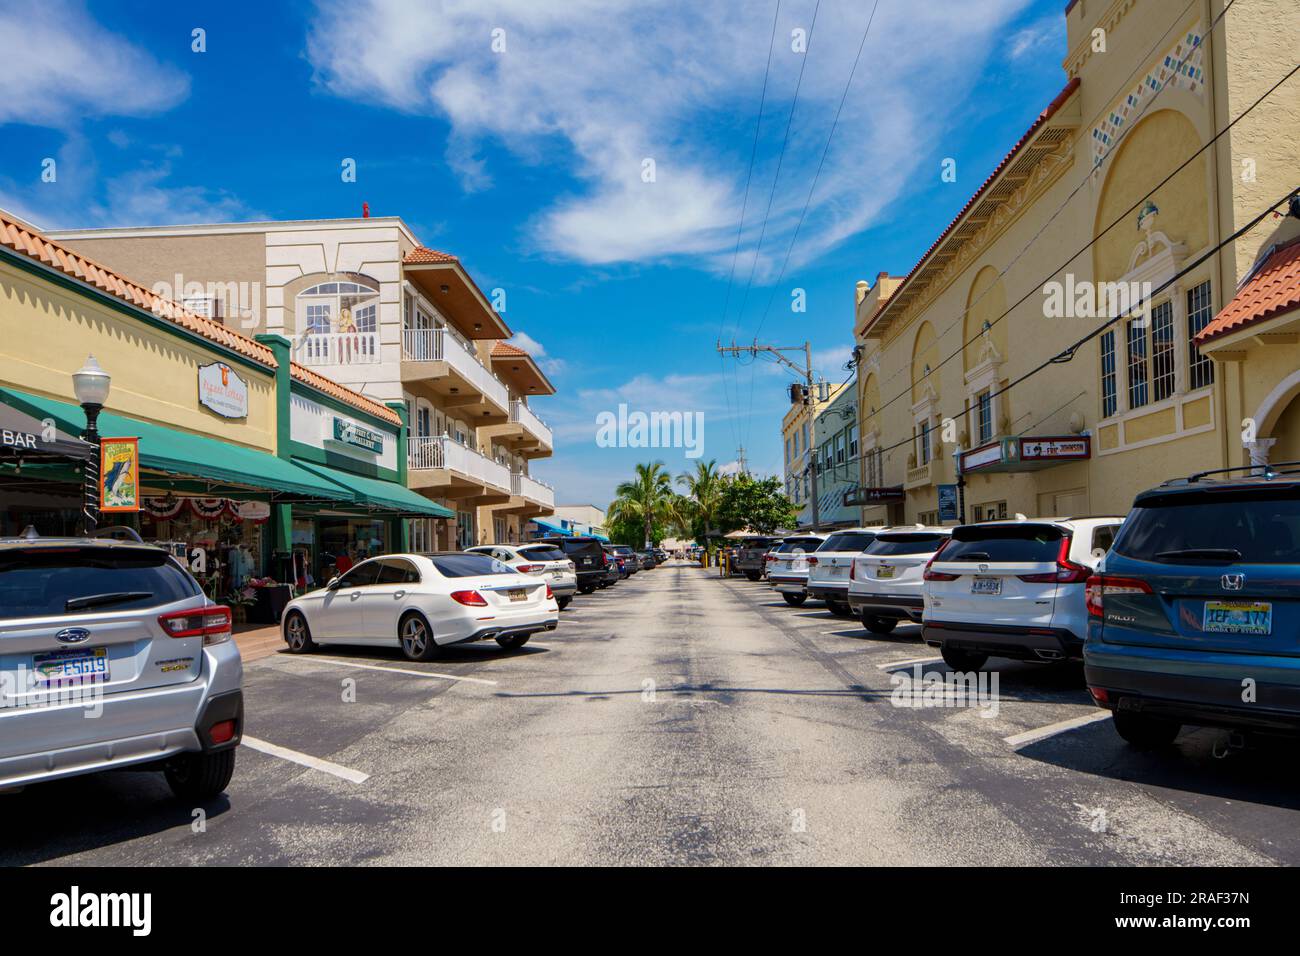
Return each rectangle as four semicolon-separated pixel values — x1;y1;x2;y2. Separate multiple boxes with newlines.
0;0;1070;508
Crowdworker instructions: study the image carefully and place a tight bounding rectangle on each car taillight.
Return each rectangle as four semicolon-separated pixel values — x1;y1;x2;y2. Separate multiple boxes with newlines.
209;719;237;745
450;590;488;607
158;605;232;645
923;539;957;582
807;556;819;566
518;564;543;573
545;584;554;599
1019;536;1091;583
765;554;774;562
1085;574;1153;617
850;561;856;581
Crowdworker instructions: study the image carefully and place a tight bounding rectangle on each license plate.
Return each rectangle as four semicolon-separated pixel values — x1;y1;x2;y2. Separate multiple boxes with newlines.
507;589;527;602
33;646;109;687
826;566;844;577
550;571;563;579
1204;601;1272;635
971;577;1002;595
876;565;894;579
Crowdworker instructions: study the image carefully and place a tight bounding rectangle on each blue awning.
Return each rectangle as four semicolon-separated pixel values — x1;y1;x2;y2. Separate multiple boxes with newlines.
530;518;571;537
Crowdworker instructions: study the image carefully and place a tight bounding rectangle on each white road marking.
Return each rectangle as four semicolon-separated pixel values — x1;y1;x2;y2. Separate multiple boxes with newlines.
877;656;943;670
290;656;499;686
1004;711;1112;749
241;736;370;784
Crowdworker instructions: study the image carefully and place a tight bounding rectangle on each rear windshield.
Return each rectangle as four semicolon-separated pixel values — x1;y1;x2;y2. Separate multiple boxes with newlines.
518;546;567;562
1113;490;1300;564
941;525;1064;563
777;538;822;553
552;538;604;559
427;554;517;577
0;546;201;619
741;538;778;549
818;532;876;553
865;533;949;557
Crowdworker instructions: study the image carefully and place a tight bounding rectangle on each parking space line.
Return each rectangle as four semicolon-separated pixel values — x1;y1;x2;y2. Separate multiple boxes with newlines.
1003;711;1112;749
877;656;943;670
292;656;499;686
241;736;370;784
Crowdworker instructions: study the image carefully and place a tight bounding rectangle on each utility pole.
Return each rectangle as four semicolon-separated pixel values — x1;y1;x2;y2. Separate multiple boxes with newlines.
736;445;749;474
717;339;820;530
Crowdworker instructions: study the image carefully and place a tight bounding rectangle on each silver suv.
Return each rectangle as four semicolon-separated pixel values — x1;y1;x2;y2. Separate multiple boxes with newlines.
0;535;242;799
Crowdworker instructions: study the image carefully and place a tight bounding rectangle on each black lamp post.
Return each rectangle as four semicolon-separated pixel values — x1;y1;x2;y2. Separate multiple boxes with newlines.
72;355;111;536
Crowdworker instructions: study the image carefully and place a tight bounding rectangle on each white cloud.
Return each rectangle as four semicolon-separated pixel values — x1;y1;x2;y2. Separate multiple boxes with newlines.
508;330;568;377
0;0;189;126
306;0;1033;275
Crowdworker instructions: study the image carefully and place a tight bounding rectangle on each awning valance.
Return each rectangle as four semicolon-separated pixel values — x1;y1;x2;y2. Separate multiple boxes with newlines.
293;460;453;518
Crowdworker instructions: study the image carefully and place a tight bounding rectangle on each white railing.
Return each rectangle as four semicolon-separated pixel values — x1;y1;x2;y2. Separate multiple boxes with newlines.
408;435;510;491
513;472;555;508
295;331;380;366
402;326;509;411
510;399;553;449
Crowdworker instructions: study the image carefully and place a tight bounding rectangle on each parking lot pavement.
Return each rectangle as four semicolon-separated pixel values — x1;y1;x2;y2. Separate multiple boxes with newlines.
5;562;1299;866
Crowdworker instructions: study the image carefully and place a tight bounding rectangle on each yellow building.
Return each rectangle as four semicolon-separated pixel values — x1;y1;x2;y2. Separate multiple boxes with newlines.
853;0;1300;524
781;381;846;528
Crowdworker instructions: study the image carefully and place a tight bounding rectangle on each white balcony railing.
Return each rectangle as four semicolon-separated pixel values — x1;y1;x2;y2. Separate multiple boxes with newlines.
512;472;555;508
402;326;509;411
295;331;380;366
408;435;510;492
510;399;553;449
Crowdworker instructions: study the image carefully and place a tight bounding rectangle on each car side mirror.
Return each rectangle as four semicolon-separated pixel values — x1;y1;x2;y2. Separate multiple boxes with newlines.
326;576;341;591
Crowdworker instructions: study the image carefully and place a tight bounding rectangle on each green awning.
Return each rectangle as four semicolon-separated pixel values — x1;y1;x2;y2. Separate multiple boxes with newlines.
0;387;352;503
294;460;453;518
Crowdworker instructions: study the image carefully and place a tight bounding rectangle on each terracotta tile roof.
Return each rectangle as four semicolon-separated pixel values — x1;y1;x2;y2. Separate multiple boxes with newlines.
0;208;399;427
404;246;459;264
864;77;1081;335
491;341;529;357
0;209;275;366
1196;237;1300;345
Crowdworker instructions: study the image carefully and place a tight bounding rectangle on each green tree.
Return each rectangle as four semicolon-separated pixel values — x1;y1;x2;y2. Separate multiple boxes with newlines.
676;459;726;552
607;461;675;548
716;473;799;535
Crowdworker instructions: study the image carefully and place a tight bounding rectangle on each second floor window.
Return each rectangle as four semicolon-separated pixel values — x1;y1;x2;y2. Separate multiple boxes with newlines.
1187;280;1215;390
1100;329;1118;418
1126;316;1149;410
976;390;993;444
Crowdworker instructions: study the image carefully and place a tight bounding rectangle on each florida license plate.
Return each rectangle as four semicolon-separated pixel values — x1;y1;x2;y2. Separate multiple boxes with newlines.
1204;601;1272;636
876;565;894;579
507;589;527;602
971;577;1002;595
33;646;109;687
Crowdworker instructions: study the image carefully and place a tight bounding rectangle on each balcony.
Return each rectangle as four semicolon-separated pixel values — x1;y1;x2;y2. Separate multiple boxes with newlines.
513;472;555;509
904;461;935;490
510;400;553;454
401;326;509;421
294;330;380;367
407;434;511;502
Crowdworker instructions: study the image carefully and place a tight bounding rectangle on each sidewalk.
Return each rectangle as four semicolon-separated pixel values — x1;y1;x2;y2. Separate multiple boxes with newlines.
232;623;283;663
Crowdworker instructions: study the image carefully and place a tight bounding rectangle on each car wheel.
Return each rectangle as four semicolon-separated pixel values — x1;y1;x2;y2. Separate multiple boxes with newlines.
579;585;595;595
557;596;572;610
1113;711;1181;749
782;592;806;607
745;571;761;581
828;601;853;617
164;749;236;801
284;611;316;653
862;615;897;635
496;632;531;651
940;647;988;671
399;613;440;662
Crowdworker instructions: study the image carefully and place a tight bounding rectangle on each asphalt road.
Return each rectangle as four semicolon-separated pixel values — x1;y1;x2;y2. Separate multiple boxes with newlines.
5;561;1300;866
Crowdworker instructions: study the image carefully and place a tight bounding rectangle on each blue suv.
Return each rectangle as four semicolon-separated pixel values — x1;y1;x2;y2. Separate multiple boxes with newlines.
1084;464;1300;748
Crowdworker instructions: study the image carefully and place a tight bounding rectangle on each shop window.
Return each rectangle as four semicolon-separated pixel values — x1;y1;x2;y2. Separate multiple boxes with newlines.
1150;301;1176;402
918;511;939;525
456;511;476;550
1126;317;1149;409
1099;330;1118;418
1187;280;1215;390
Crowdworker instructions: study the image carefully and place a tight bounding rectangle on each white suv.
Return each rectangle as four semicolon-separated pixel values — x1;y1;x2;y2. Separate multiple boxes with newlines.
923;516;1123;670
806;529;879;616
467;543;578;609
849;526;952;635
766;534;826;607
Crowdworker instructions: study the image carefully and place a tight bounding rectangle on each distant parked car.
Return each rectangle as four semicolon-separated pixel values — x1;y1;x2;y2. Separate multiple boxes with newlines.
539;536;607;594
733;535;781;581
1085;467;1300;749
849;527;952;634
766;534;827;606
636;551;657;570
923;516;1123;671
608;544;639;575
283;552;558;660
0;535;241;800
466;543;577;610
806;528;880;616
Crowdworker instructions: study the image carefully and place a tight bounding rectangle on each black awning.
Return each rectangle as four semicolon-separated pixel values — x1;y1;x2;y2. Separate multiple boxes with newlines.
0;401;94;461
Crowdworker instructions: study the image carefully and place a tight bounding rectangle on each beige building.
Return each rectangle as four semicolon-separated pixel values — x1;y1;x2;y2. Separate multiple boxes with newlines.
852;0;1300;525
50;216;558;549
781;382;846;527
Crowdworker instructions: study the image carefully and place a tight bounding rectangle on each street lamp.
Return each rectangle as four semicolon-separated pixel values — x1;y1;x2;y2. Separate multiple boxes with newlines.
72;355;111;535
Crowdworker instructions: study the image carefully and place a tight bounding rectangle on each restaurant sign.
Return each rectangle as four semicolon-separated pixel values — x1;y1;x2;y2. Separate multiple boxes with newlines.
332;417;384;454
843;485;906;506
961;435;1092;474
197;362;249;419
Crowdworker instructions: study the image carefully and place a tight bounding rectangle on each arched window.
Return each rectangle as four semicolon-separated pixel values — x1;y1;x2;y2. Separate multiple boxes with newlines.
295;278;381;365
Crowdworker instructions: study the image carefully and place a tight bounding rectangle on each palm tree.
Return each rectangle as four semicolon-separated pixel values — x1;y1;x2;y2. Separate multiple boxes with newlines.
608;461;674;548
677;459;724;552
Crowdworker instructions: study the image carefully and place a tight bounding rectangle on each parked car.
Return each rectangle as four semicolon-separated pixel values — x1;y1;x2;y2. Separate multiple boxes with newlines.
540;536;607;594
285;552;558;659
598;547;620;587
806;529;881;616
923;516;1123;670
1084;468;1300;748
733;535;781;581
602;544;630;581
608;544;640;575
849;526;953;634
466;543;577;610
653;548;669;563
0;535;241;800
766;534;827;606
636;551;657;570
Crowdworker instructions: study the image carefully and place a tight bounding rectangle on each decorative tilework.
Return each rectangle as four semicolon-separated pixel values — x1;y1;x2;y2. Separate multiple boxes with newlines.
1090;25;1205;170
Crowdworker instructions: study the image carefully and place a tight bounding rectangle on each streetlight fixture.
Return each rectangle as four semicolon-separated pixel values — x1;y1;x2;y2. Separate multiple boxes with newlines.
72;355;111;535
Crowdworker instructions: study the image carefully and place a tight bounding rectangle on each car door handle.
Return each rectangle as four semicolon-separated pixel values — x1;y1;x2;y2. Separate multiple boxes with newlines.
393;590;406;599
350;591;363;600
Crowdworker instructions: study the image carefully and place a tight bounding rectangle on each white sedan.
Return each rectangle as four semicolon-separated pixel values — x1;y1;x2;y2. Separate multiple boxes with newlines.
281;552;559;661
